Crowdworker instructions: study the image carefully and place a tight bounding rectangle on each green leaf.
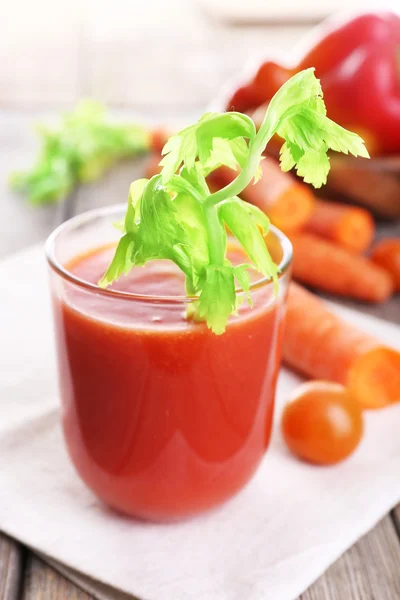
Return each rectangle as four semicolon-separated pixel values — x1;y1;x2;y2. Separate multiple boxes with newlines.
244;202;271;234
196;112;255;164
160;112;255;184
167;173;205;203
201;137;250;176
290;147;331;188
253;156;265;184
10;100;151;205
218;197;278;283
267;68;324;124
139;175;185;248
159;130;196;183
229;137;250;168
195;265;237;335
264;69;369;188
180;165;210;198
234;264;253;306
98;234;135;288
204;139;239;172
124;178;148;233
134;177;208;285
173;193;209;271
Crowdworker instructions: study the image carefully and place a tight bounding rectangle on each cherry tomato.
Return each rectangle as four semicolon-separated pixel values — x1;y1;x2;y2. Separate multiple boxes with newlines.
281;381;363;465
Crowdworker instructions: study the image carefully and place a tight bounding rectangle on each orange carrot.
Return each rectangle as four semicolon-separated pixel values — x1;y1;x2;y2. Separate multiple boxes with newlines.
144;153;163;179
291;232;394;303
209;157;314;233
284;283;400;409
150;127;171;154
305;199;375;254
144;152;162;179
371;239;400;292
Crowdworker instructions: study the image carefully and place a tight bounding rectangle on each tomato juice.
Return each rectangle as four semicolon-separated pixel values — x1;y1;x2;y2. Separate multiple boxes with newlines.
47;206;291;520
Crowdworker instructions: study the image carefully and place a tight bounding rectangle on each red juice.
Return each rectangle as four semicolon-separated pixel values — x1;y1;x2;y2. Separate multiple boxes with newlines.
48;211;291;521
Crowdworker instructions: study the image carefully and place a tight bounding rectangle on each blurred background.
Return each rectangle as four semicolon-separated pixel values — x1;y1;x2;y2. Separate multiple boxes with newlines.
0;0;379;112
1;0;399;299
1;2;400;597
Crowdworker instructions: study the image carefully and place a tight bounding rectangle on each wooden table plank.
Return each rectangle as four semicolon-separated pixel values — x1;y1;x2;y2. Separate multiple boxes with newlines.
392;506;400;538
0;533;23;600
22;555;92;600
299;516;400;600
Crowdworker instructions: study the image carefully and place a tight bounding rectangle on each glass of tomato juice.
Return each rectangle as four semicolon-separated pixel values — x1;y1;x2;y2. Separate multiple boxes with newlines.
46;204;292;521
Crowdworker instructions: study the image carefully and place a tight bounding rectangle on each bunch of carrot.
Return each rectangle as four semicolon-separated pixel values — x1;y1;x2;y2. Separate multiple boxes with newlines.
280;285;399;464
284;283;400;410
207;156;400;303
209;158;400;412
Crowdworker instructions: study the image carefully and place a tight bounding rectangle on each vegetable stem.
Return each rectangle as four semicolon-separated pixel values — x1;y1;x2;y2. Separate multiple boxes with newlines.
100;69;369;335
206;110;275;206
204;202;226;266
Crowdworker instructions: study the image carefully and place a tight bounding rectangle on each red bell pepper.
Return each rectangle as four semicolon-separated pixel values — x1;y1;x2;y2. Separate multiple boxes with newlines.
297;12;400;155
226;12;400;155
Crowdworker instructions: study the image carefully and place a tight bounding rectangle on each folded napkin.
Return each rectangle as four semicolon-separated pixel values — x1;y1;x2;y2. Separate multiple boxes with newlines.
1;244;400;600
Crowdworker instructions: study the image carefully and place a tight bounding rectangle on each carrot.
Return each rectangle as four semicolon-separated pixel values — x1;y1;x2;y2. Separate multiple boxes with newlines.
290;232;394;303
371;239;400;292
208;157;314;233
284;283;400;409
304;199;375;254
150;127;171;154
144;153;163;179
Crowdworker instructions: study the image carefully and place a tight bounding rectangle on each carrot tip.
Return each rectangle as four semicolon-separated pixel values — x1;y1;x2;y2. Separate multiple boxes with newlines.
349;347;400;409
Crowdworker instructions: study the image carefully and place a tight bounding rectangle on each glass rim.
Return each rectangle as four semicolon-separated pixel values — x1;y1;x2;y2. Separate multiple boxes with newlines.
45;203;293;304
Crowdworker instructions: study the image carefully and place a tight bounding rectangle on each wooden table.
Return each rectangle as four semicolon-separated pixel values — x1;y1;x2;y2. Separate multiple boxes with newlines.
1;3;400;597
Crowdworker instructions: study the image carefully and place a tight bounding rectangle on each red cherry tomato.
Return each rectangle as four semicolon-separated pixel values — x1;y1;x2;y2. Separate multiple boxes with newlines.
281;381;364;465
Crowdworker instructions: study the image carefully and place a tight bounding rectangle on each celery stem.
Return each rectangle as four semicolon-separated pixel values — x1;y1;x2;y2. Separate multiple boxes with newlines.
205;109;276;206
204;202;225;266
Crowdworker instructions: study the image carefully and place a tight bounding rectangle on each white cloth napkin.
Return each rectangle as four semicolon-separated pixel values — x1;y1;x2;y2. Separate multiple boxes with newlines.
1;244;400;600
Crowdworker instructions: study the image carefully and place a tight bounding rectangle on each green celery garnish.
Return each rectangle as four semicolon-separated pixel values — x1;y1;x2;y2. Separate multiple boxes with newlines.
10;101;151;205
100;69;369;334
